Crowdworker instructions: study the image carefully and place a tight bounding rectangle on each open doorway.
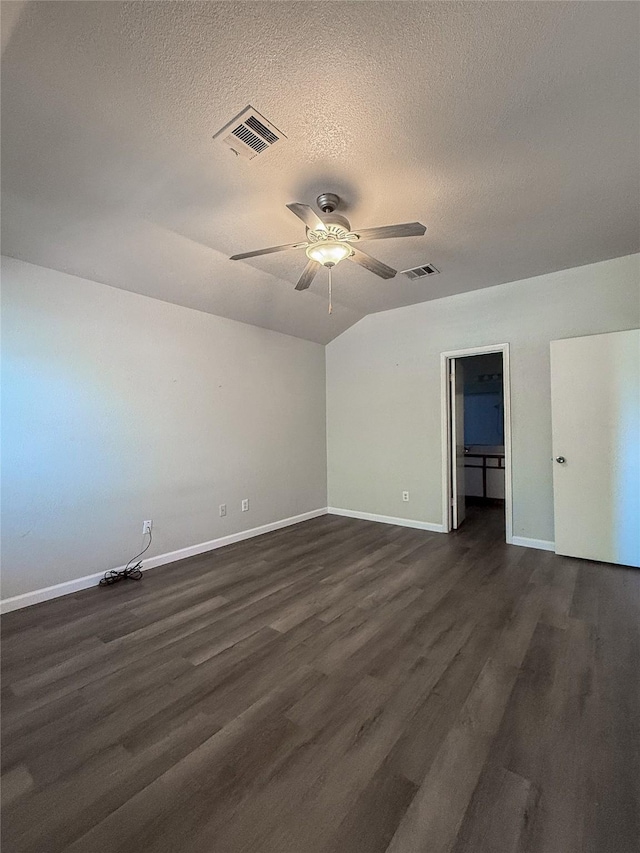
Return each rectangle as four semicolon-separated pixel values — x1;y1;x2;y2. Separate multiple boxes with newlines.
441;344;513;543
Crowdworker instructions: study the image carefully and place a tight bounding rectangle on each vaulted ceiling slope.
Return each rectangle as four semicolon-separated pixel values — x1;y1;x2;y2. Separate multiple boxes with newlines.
2;1;639;344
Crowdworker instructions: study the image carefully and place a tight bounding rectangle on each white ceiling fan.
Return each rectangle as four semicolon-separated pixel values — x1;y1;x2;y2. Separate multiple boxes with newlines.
230;193;426;311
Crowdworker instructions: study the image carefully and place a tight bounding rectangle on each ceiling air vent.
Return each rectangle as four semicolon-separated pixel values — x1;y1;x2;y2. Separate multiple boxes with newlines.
213;106;286;160
401;263;440;280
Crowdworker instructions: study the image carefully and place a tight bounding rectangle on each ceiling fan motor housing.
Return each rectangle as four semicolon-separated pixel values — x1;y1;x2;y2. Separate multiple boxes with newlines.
307;216;351;238
310;194;351;236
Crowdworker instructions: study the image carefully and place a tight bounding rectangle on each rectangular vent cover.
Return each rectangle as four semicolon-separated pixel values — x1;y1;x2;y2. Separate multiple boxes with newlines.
213;106;286;160
401;263;440;280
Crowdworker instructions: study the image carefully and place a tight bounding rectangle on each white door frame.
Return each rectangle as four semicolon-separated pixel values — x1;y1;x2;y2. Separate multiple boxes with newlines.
440;343;513;544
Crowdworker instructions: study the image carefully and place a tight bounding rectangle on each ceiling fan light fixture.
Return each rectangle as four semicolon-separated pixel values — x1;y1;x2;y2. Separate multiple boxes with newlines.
305;241;352;267
231;195;425;297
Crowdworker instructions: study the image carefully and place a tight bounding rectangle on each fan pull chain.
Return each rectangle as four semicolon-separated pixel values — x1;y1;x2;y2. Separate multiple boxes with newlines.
328;266;333;314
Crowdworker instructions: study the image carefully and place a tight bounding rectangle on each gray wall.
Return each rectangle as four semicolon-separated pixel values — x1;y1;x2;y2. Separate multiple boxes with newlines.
3;252;639;600
326;254;640;542
1;257;327;599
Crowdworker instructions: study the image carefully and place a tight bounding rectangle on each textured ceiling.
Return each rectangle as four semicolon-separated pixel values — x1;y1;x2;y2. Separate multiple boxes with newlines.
2;1;639;344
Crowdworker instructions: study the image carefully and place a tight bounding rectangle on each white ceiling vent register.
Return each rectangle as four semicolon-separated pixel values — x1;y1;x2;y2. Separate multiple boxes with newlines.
213;106;286;160
401;263;440;280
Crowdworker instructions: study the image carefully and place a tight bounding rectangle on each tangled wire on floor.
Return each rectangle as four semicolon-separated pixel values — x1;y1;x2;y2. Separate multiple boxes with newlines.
99;530;151;586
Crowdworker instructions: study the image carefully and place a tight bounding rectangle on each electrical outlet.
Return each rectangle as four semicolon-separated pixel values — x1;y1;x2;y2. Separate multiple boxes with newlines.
219;504;227;517
142;519;153;534
402;491;409;502
241;498;249;512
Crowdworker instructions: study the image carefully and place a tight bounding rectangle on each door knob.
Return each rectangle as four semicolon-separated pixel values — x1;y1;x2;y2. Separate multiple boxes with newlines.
555;456;566;464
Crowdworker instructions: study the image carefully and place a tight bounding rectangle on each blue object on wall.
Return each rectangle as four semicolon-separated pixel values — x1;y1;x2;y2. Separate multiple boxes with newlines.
464;392;504;445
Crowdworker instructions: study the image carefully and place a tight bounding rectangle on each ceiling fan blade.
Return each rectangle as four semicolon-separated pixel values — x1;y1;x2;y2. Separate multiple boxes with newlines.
286;203;328;232
351;222;426;241
230;241;308;261
295;259;321;291
348;247;396;279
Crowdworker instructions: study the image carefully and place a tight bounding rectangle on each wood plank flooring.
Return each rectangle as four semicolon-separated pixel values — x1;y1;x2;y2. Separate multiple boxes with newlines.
2;506;639;852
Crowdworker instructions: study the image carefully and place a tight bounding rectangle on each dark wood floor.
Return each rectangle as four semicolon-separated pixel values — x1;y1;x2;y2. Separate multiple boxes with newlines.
2;506;639;853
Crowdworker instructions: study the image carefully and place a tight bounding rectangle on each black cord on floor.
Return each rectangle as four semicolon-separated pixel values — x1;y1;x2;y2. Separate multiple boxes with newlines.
99;530;152;587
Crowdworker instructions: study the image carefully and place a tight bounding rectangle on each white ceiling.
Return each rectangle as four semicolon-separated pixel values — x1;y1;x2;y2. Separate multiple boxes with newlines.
2;1;639;344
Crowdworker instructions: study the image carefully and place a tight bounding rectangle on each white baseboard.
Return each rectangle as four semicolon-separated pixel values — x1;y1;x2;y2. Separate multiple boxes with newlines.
329;509;555;552
511;536;556;552
0;508;328;614
328;507;445;534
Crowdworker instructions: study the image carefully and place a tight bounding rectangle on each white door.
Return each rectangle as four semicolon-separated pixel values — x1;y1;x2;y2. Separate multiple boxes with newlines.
551;329;640;567
450;359;466;529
